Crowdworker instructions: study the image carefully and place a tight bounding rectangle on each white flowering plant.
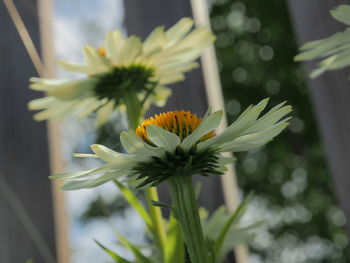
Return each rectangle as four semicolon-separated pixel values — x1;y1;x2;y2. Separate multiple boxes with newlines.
28;17;292;263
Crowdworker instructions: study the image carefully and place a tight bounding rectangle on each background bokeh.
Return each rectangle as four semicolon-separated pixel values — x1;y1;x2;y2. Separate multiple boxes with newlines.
210;0;350;262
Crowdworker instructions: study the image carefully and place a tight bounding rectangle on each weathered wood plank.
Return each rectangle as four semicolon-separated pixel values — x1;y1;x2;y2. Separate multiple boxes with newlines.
0;0;57;262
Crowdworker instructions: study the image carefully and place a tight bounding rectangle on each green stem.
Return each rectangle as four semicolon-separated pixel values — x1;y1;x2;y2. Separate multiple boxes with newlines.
168;175;208;263
124;96;167;261
123;91;143;130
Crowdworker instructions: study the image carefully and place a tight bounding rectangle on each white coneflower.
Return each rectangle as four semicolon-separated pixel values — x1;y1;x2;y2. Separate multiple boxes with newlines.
28;18;215;126
51;98;291;263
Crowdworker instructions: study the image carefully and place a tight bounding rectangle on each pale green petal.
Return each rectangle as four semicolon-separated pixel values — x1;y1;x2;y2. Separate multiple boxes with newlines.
28;97;57;110
83;45;111;74
30;77;95;100
95;100;115;126
105;30;125;65
33;100;81;121
120;129;165;158
72;153;98;158
219;122;289;152
90;144;135;164
180;110;223;151
50;169;95;180
78;98;107;118
50;163;125;180
166;18;194;45
149;86;171;107
144;26;166;52
60;169;129;190
242;103;292;135
197;99;269;150
118;36;142;66
157;73;185;85
166;27;214;54
58;60;91;74
146;125;181;152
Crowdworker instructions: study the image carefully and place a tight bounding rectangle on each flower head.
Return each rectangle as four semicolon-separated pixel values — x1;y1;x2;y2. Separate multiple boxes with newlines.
51;99;292;190
28;18;215;125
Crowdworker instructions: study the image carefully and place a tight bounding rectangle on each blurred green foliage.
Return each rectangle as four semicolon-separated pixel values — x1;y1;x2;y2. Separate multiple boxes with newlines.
210;0;350;262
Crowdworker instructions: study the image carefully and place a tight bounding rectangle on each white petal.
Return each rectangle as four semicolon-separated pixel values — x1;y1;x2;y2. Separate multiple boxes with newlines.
242;103;292;135
30;77;95;100
180;110;223;151
118;36;142;66
105;30;125;65
60;169;130;190
28;97;57;110
90;144;135;164
95;100;115;126
219;122;289;152
144;26;166;52
72;153;98;158
58;60;91;74
83;45;111;74
198;99;269;150
166;18;194;45
146;125;181;152
78;98;107;119
33;100;81;121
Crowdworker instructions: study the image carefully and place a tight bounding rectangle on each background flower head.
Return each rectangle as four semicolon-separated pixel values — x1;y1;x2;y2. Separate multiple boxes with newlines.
28;18;215;125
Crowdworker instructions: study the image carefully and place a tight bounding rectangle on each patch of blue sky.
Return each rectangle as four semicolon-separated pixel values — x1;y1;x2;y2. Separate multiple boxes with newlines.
53;1;145;262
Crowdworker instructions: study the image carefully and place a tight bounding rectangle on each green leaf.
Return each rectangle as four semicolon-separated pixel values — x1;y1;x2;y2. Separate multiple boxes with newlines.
95;239;132;263
116;233;153;263
164;214;185;263
217;222;263;262
213;192;253;255
114;181;153;229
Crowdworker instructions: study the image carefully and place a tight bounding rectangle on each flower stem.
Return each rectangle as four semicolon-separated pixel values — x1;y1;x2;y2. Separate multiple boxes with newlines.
123;91;143;130
168;175;209;263
124;99;167;261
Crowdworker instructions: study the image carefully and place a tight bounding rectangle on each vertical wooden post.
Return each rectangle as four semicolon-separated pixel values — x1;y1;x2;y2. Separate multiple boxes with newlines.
287;0;350;236
190;1;249;262
38;0;70;262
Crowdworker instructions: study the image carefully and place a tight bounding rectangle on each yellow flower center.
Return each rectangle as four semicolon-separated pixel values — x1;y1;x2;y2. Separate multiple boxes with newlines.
98;47;106;56
136;111;215;144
